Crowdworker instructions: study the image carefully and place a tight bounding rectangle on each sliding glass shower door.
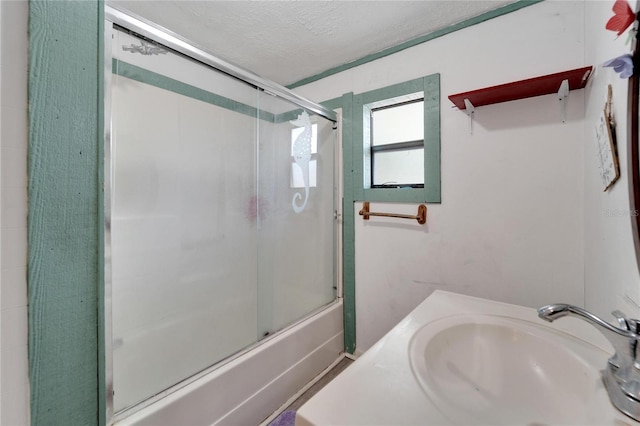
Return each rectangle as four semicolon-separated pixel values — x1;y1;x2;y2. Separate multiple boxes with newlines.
257;93;337;336
108;27;337;414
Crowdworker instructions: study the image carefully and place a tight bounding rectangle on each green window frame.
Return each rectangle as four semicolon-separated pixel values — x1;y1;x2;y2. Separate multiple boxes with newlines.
353;73;441;203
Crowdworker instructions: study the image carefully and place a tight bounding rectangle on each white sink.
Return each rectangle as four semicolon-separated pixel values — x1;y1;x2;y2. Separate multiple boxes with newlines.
296;291;638;426
410;314;610;425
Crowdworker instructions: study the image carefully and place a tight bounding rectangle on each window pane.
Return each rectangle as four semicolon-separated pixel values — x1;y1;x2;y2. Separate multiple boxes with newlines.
291;159;317;188
372;101;423;146
373;148;424;186
291;124;318;154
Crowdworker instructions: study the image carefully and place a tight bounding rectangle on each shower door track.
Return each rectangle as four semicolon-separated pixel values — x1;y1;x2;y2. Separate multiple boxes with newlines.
109;300;341;423
104;4;337;123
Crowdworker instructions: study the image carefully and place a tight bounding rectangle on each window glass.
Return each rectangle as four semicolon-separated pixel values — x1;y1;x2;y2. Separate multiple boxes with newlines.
291;159;317;188
372;100;423;146
373;147;424;186
369;98;424;187
291;124;318;188
291;124;318;155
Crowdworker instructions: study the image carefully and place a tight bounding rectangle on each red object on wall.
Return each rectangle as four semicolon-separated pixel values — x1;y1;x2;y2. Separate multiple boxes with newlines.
605;0;635;36
448;66;593;110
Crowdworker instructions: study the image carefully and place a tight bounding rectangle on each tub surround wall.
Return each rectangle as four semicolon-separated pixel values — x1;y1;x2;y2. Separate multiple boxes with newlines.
296;0;587;353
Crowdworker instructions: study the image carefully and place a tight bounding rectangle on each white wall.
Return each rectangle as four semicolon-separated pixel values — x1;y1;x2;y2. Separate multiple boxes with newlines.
0;0;30;424
583;1;640;320
296;0;589;353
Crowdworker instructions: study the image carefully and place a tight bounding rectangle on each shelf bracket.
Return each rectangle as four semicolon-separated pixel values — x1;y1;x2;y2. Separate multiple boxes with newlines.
464;98;475;134
558;79;569;123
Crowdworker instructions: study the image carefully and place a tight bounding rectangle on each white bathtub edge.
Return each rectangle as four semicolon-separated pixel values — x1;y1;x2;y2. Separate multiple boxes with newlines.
115;300;344;426
218;329;344;425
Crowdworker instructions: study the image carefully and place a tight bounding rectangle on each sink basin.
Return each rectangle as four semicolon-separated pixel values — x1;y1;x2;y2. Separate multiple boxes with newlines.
410;314;611;425
296;291;635;426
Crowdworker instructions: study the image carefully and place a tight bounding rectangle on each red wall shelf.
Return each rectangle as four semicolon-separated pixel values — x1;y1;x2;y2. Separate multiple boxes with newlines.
448;66;593;110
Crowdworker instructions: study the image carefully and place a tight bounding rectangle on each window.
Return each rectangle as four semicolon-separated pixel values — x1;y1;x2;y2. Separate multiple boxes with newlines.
352;73;440;203
290;124;318;188
370;98;424;188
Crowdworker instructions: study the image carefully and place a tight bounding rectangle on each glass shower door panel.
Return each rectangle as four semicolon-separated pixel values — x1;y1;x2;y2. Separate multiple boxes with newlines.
257;94;337;336
111;30;259;412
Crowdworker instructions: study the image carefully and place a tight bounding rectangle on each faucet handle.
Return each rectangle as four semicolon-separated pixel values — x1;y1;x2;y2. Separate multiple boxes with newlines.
538;303;640;420
621;378;640;401
613;310;640;334
612;310;631;331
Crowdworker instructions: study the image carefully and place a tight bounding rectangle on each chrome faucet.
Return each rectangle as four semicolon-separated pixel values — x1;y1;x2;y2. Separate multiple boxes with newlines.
538;303;640;422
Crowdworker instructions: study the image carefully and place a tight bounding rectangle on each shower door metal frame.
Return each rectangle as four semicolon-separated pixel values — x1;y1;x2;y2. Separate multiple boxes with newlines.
103;4;339;423
105;4;337;123
103;19;114;425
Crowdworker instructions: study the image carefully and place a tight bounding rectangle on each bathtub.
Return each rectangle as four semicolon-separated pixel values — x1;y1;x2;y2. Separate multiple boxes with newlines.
114;300;344;425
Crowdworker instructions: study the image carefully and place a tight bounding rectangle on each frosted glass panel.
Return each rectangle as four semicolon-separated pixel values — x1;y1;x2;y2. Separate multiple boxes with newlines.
373;148;424;186
111;31;259;412
109;29;337;414
257;96;336;336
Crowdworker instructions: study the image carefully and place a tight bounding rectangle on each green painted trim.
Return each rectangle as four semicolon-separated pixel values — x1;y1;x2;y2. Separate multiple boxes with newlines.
363;188;430;203
355;78;424;200
287;0;544;89
340;92;356;354
423;73;441;203
352;95;365;201
28;0;102;424
351;74;440;203
113;59;275;122
97;3;107;426
359;78;424;106
339;75;440;352
273;96;343;123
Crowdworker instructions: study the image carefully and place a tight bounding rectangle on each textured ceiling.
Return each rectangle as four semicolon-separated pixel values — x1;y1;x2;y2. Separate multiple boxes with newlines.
111;1;516;86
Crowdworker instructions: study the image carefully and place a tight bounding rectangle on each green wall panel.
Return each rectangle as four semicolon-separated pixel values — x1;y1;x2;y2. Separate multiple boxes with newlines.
28;1;103;424
423;73;441;203
340;93;356;354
